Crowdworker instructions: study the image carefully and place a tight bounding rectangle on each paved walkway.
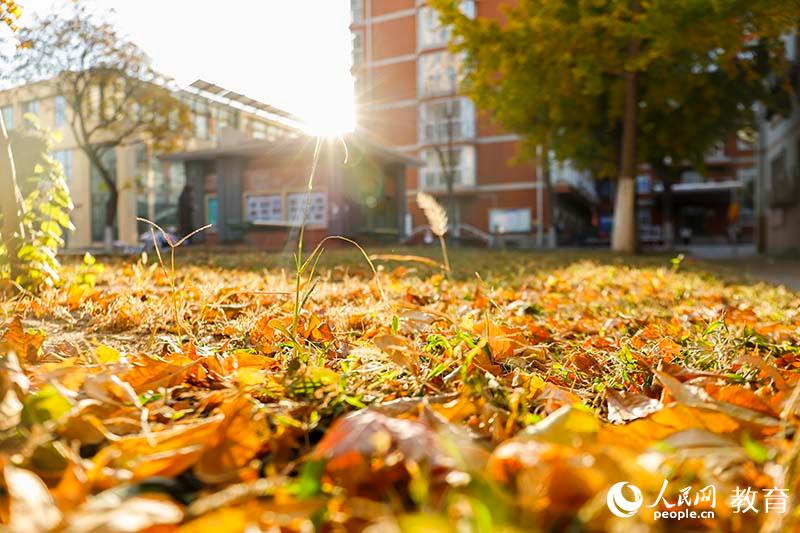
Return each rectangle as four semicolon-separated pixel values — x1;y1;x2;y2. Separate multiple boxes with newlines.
679;245;800;291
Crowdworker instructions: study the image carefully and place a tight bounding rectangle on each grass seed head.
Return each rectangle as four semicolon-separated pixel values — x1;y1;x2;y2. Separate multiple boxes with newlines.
417;192;448;237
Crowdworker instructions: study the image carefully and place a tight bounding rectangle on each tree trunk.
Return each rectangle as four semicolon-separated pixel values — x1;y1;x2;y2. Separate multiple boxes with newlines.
104;186;118;249
611;35;640;253
541;148;557;248
0;113;24;270
661;174;675;249
87;148;117;251
447;180;458;241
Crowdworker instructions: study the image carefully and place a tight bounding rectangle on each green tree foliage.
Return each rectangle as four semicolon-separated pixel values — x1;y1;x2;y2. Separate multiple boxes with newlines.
0;1;192;247
1;120;74;288
432;0;799;249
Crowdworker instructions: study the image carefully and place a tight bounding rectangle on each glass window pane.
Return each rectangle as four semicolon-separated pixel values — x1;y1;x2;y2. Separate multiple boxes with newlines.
1;106;12;130
52;150;72;181
206;196;218;227
54;96;66;127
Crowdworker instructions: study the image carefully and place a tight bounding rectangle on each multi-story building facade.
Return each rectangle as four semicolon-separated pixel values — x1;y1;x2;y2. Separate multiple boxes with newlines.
0;79;300;249
350;1;770;249
756;33;800;254
631;138;758;246
350;0;597;246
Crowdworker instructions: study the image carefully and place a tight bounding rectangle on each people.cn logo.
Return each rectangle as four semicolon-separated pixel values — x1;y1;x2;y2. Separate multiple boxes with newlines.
607;482;644;518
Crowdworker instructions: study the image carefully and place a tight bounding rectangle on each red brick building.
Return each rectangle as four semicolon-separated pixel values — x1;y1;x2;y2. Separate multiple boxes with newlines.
350;0;598;246
635;139;758;245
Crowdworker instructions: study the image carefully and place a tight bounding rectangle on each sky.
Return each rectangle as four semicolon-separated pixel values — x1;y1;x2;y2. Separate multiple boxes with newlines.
15;0;356;134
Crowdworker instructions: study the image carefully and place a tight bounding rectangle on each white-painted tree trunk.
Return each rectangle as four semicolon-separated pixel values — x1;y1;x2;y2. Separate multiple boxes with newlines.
612;176;636;252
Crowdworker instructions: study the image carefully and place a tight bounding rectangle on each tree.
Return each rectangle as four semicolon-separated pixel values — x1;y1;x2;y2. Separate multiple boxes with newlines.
637;38;792;247
0;0;24;270
1;1;191;247
428;70;461;239
432;0;798;252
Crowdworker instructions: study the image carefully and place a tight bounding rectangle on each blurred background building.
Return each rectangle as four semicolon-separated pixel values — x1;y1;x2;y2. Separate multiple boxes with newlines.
350;0;598;247
0;79;300;249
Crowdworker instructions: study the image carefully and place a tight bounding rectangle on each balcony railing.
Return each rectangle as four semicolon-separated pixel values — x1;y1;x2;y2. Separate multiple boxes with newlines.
550;160;597;202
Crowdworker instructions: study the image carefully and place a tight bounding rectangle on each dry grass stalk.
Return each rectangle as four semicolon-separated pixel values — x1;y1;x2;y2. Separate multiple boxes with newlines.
416;192;451;276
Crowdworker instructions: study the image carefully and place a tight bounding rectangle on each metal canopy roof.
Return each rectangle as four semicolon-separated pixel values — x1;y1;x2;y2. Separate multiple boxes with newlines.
189;79;297;120
189;79;226;95
160;133;423;167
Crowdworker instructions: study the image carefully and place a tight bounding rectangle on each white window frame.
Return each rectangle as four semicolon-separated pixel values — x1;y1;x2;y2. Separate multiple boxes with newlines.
489;208;531;234
418;51;463;97
350;0;363;23
54;95;66;127
245;193;283;224
352;32;364;67
420;145;476;189
418;1;476;50
418;97;475;144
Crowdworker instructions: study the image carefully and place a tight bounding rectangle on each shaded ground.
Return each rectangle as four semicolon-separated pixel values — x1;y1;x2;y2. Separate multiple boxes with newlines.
1;247;799;531
154;245;800;290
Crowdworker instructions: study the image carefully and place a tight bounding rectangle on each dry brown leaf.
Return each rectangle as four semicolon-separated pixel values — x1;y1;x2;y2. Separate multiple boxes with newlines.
605;388;663;423
312;410;454;493
655;370;780;427
91;416;224;488
3;464;62;533
62;493;183;533
195;396;269;484
373;334;419;375
1;317;45;364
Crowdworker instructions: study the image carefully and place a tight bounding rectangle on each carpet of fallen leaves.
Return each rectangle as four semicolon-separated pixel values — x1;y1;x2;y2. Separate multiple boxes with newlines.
1;252;799;532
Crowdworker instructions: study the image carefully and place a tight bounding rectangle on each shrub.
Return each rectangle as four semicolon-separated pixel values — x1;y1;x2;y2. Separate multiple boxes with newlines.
0;120;74;289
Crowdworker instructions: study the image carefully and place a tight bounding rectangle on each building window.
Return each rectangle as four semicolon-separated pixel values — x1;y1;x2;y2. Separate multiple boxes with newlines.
419;97;475;144
22;99;39;127
252;120;273;140
418;51;463;97
194;113;209;140
352;32;363;67
267;125;284;142
217;107;238;131
52;150;72;181
246;194;283;223
287;191;327;226
681;170;702;184
706;141;726;160
418;1;475;49
489;208;531;234
206;195;218;228
636;174;651;194
54;95;66;127
637;207;652;227
420;145;476;189
1;105;13;130
90;147;118;242
350;0;363;23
